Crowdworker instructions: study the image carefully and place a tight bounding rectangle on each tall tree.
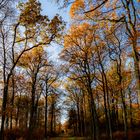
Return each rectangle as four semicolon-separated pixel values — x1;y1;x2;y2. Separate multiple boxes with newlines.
0;0;64;139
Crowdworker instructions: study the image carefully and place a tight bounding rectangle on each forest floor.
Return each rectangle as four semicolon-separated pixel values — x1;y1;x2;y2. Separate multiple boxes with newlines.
50;137;87;140
49;130;140;140
49;133;89;140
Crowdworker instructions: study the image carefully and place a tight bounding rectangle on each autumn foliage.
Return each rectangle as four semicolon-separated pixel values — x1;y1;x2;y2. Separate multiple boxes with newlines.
0;0;140;140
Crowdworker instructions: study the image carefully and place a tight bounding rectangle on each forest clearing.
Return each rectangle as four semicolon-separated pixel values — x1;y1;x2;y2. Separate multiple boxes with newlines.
0;0;140;140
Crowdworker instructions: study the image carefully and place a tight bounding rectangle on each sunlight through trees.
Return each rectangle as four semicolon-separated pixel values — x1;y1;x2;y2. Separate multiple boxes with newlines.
0;0;140;140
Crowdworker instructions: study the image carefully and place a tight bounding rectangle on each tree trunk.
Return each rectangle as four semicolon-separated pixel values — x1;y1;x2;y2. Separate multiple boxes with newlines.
50;103;54;134
128;88;133;129
88;83;99;140
76;103;81;136
10;74;15;129
104;73;113;140
0;83;9;140
45;95;48;138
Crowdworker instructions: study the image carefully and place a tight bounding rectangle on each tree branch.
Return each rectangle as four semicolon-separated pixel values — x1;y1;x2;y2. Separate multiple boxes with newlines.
84;0;108;14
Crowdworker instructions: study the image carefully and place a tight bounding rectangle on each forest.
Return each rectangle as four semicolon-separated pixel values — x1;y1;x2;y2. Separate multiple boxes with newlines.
0;0;140;140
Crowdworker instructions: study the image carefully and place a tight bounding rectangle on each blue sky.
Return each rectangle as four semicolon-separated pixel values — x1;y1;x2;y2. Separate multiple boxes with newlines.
40;0;70;62
40;0;70;123
41;0;70;21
